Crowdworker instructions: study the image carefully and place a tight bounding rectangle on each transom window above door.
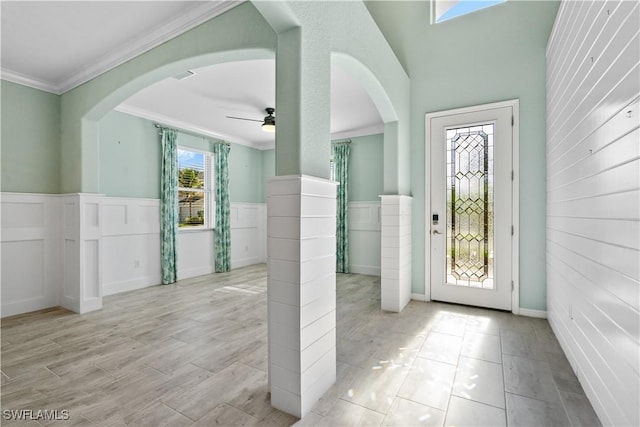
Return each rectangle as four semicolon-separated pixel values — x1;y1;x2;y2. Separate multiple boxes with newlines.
432;0;507;23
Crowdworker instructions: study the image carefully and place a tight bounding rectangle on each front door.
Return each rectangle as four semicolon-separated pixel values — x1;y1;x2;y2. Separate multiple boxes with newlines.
428;102;515;311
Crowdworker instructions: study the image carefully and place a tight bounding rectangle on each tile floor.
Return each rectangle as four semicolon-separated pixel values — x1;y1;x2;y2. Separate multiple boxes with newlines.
1;264;601;426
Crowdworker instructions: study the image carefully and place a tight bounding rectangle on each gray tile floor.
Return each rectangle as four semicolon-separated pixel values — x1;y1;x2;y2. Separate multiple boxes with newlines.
1;264;601;426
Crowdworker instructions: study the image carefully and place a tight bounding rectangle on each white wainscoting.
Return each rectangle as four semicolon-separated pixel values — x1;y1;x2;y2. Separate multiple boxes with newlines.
101;198;267;292
546;1;639;426
1;193;62;317
101;197;162;295
349;201;381;276
1;194;268;316
231;202;267;269
61;194;104;313
177;230;214;280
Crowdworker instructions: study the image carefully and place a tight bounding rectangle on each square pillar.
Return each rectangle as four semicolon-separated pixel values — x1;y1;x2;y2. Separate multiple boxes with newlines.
60;193;103;314
380;195;412;312
267;175;337;417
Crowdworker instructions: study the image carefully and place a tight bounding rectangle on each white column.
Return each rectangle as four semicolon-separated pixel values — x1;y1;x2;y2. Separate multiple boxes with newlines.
267;175;337;418
380;195;412;312
60;193;103;314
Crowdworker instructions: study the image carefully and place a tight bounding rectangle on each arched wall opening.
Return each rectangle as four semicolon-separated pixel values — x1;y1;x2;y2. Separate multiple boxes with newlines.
329;52;398;279
81;48;275;192
89;54;278;299
56;0;413;419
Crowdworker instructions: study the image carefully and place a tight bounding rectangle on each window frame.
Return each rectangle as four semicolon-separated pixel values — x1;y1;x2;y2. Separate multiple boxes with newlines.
176;146;215;231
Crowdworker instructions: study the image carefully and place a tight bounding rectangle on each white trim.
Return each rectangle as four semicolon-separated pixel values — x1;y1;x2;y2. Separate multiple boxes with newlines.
103;276;162;296
423;111;432;303
411;293;427;302
1;69;59;94
1;2;242;95
80;297;103;314
424;99;520;314
350;265;380;276
117;103;385;151
330;123;384;140
511;101;520;315
232;257;262;269
116;104;270;150
177;266;214;281
518;308;547;319
177;146;213;229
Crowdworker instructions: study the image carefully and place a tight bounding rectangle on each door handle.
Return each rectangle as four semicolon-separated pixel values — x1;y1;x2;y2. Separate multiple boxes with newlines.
432;230;443;235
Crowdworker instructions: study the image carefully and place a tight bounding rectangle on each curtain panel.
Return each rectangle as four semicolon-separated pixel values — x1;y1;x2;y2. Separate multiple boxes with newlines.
333;142;351;273
160;128;178;284
213;142;231;272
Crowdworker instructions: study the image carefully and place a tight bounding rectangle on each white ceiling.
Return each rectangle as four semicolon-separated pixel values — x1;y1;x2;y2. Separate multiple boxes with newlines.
0;1;239;93
1;1;383;148
117;59;383;149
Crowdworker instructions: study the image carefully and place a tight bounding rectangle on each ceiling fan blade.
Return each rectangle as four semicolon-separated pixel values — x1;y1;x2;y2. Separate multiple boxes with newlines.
226;115;263;123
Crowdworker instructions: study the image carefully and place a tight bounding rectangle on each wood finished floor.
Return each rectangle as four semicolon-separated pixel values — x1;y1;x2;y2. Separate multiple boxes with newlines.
1;264;601;426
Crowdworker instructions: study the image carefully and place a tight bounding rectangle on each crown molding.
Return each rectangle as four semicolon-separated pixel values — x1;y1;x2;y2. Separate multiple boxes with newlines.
0;69;60;94
117;103;382;151
2;1;242;95
330;123;384;140
115;104;273;151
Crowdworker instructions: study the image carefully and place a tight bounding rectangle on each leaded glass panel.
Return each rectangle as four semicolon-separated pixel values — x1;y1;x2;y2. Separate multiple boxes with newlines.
446;124;494;289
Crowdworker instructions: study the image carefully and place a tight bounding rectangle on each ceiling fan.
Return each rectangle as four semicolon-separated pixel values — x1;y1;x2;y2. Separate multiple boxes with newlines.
226;107;275;133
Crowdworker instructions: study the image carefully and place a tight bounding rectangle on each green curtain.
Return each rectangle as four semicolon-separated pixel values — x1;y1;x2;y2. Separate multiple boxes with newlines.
333;142;351;273
214;142;231;272
160;128;178;284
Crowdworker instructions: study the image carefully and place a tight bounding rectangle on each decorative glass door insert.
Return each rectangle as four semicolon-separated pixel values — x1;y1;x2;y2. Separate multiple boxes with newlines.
428;102;514;311
446;124;494;289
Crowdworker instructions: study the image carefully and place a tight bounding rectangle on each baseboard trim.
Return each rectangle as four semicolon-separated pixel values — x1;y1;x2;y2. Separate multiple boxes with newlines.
60;296;79;314
1;298;58;318
178;266;214;281
232;257;261;270
80;297;102;314
519;308;547;318
350;265;381;276
103;276;162;296
411;293;427;301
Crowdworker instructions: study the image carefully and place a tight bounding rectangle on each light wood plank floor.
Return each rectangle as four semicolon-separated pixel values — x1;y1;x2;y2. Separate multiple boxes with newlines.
1;264;600;426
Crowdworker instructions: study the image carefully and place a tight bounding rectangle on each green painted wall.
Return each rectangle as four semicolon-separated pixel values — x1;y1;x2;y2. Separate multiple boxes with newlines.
366;0;560;310
260;148;275;203
99;111;160;198
252;2;411;194
60;2;276;194
1;80;60;193
338;134;384;202
259;134;383;203
99;111;266;203
178;132;214;153
228;143;264;203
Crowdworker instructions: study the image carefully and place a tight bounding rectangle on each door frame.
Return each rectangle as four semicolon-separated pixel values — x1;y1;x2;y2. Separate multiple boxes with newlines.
424;99;520;314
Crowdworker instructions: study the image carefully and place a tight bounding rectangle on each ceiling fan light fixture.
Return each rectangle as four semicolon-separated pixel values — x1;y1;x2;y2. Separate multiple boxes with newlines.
262;107;276;133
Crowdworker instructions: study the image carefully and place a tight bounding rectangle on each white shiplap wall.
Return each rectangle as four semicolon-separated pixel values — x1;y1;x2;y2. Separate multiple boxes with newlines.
546;1;639;426
380;195;412;312
267;175;337;417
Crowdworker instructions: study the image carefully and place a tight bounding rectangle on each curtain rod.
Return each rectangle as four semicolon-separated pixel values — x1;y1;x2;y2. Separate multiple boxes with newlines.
332;138;352;144
154;123;230;146
154;123;177;132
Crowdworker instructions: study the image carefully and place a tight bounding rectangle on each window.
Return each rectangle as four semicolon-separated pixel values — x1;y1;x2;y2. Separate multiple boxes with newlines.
432;0;506;23
177;147;213;228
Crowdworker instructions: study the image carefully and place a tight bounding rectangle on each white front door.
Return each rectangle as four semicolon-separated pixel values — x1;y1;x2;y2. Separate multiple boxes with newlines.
427;102;516;311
